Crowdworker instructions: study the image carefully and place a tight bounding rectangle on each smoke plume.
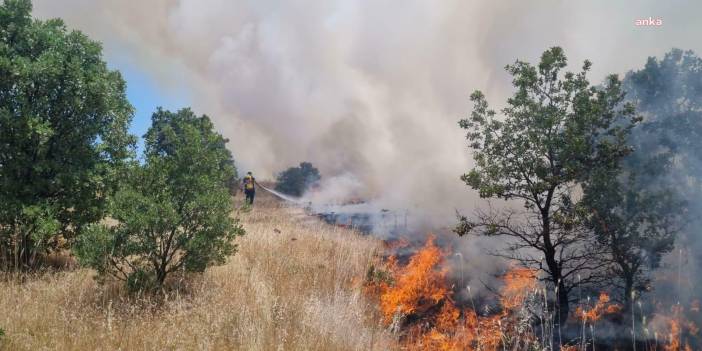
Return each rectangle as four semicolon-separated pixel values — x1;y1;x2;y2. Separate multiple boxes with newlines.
31;0;702;226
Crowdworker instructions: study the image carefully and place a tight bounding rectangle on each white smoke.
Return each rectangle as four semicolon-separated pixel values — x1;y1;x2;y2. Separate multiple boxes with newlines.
302;173;365;205
32;0;702;227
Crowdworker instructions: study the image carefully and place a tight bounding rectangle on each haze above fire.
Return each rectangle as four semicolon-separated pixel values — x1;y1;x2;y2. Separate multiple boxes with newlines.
33;0;702;223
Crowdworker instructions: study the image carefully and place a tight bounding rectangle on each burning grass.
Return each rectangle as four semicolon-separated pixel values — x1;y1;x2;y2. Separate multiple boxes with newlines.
1;190;699;351
367;236;543;350
574;293;622;324
654;304;698;351
367;235;700;351
0;191;393;350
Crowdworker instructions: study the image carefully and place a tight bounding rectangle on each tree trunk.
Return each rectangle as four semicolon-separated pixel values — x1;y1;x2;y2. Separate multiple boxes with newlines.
557;279;570;325
622;275;634;308
155;266;167;288
14;231;36;270
545;251;569;325
542;205;570;325
156;255;169;289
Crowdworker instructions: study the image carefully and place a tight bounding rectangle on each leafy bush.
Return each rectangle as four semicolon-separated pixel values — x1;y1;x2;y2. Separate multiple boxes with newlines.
274;162;321;197
75;108;244;290
0;0;134;269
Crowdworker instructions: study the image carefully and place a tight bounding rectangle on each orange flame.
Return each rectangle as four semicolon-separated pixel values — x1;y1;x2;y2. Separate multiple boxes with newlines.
574;292;622;323
500;266;537;310
658;303;699;351
370;236;540;351
664;318;681;351
371;237;702;351
378;235;450;323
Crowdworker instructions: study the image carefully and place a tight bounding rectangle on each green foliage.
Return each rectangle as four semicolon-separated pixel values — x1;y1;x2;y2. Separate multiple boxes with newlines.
581;48;702;303
0;0;134;269
274;162;321;197
457;47;639;321
623;48;702;184
460;48;637;206
146;107;238;191
581;167;682;303
75;108;244;290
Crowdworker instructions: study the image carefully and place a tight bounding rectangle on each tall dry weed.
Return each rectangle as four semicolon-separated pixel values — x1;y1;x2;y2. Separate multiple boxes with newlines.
0;191;394;350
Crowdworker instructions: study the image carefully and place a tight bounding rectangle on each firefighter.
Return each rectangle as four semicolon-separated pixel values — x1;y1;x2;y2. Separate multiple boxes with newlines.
242;171;256;205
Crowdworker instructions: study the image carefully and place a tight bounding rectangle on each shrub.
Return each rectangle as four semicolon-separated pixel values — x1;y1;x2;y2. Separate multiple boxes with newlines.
75;108;244;290
274;162;321;197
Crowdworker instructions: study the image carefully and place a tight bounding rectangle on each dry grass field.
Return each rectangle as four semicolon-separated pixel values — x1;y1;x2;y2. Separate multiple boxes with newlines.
0;191;394;350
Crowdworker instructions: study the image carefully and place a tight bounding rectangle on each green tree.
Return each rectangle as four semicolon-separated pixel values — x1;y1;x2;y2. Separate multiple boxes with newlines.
146;107;238;190
274;162;321;197
614;48;702;303
0;0;134;269
455;47;639;323
624;49;702;167
621;49;702;192
582;168;682;306
75;108;243;290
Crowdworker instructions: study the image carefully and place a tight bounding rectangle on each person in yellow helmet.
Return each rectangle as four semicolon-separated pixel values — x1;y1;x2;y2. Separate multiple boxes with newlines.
242;171;257;205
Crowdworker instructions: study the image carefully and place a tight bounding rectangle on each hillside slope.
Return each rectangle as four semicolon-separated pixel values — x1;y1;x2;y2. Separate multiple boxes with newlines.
0;190;393;350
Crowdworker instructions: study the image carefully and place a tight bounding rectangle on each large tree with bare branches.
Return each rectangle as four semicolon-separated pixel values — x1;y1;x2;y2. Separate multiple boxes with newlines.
455;47;639;323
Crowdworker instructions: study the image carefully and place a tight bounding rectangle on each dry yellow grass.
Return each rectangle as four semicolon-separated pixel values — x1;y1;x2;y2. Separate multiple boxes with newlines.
0;191;395;350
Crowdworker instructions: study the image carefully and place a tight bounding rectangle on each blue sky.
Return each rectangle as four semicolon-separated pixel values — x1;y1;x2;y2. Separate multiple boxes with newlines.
113;63;190;155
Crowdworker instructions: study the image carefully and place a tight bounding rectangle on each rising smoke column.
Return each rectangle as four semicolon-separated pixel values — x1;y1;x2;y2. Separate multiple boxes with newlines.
30;0;702;227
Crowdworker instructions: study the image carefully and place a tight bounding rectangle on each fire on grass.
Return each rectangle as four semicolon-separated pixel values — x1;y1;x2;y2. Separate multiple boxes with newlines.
364;235;700;351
